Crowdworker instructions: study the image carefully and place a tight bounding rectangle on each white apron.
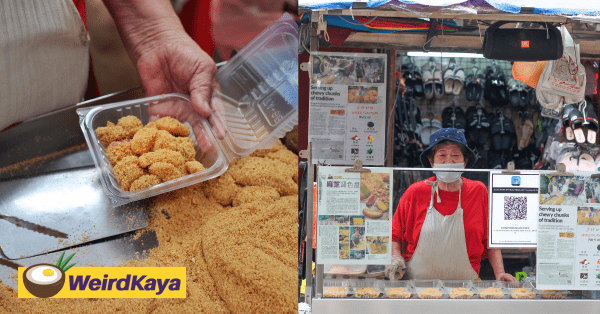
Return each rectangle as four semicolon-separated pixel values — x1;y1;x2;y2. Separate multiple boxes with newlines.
405;180;479;280
0;0;89;131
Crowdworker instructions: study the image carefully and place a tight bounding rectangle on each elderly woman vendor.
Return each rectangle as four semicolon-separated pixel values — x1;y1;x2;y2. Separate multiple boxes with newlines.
385;128;517;281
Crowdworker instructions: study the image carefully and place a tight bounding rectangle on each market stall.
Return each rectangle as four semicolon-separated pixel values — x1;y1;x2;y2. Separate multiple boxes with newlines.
299;1;600;313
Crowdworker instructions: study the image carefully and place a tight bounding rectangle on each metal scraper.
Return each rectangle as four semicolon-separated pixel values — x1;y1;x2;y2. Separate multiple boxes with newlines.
0;88;149;260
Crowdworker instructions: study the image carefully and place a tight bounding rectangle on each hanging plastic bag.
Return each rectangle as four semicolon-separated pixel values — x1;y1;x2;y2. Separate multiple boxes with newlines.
536;25;586;109
512;61;547;89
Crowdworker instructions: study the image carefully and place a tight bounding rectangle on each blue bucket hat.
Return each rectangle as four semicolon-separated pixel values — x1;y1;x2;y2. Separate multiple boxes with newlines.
420;128;476;168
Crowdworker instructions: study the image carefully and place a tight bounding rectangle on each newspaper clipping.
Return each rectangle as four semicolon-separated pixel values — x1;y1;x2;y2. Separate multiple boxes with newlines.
317;166;393;265
537;171;600;290
309;52;387;165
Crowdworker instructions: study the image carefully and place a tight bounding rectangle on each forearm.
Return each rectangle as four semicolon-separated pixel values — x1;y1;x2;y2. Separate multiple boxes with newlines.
102;0;186;62
488;248;506;277
391;241;404;258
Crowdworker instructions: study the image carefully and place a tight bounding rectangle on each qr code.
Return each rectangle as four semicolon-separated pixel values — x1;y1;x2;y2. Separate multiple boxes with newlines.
504;196;527;220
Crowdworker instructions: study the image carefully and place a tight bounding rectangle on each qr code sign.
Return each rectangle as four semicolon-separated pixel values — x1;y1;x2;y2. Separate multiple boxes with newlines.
504;196;527;220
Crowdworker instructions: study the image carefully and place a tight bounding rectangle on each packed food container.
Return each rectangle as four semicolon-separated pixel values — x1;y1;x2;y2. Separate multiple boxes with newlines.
472;280;506;299
530;280;570;299
498;281;537;299
441;280;477;299
349;279;383;298
381;280;415;299
322;279;352;298
412;279;445;299
77;14;298;206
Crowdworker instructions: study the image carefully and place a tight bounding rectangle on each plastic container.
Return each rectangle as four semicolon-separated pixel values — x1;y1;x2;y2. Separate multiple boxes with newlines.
500;281;537;299
411;279;445;299
472;281;505;299
350;279;382;298
530;280;570;299
441;280;476;299
77;14;298;206
381;280;415;299
322;279;351;298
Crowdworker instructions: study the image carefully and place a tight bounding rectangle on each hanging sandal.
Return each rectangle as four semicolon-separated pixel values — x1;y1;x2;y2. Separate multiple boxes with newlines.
422;64;434;100
452;68;465;96
433;63;444;99
566;103;586;144
562;104;578;142
581;99;599;144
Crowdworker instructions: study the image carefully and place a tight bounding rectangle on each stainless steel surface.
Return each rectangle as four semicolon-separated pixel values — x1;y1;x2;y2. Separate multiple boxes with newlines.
0;87;144;179
0;229;158;290
311;298;600;314
0;166;148;259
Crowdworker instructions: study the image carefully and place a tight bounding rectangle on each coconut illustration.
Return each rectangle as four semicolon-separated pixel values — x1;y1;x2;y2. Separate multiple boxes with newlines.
23;263;66;298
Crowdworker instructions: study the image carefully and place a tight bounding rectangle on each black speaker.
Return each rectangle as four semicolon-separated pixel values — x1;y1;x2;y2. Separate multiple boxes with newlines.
482;21;563;61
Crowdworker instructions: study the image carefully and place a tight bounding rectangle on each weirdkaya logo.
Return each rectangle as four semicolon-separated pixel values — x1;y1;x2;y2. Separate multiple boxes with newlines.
19;255;185;299
69;274;181;295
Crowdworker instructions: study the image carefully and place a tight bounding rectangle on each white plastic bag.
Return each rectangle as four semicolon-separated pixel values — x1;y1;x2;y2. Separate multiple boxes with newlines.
536;25;586;109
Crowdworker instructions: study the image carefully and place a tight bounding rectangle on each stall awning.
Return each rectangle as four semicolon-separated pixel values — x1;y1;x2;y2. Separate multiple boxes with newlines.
300;0;600;16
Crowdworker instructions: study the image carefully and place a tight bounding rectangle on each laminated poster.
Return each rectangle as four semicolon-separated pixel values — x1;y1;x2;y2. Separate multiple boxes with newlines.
308;52;387;165
537;171;600;290
316;166;393;265
488;171;540;248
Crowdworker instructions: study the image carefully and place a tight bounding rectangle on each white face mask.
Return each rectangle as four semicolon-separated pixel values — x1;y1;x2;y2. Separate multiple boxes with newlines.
433;163;464;183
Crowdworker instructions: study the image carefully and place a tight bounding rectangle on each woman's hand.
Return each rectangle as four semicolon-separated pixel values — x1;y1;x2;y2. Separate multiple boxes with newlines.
385;255;406;281
103;0;225;152
496;272;518;282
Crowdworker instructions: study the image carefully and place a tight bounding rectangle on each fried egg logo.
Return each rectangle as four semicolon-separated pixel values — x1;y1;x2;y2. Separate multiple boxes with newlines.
22;264;66;298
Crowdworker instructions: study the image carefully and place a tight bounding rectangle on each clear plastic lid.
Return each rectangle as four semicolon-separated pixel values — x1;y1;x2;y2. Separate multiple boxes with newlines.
213;13;298;160
76;14;298;206
381;280;415;299
322;279;351;298
350;279;382;298
442;280;476;299
472;281;505;299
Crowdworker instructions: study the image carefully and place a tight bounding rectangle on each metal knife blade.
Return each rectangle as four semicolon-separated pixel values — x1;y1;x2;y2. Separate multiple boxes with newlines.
0;214;69;239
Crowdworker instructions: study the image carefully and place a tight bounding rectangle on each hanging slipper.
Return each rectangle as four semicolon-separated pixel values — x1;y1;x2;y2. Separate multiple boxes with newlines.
519;84;530;108
495;70;508;107
464;74;476;101
490;113;503;151
443;67;454;95
483;66;494;101
564;103;586;144
508;80;521;107
433;63;444;99
518;119;534;150
502;117;515;151
422;64;434;100
452;68;465;96
412;67;425;99
474;73;485;103
581;98;598;144
477;109;491;147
